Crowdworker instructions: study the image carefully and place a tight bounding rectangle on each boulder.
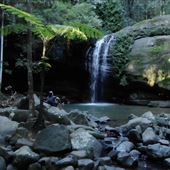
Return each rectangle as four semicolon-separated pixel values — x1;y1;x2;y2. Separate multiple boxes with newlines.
11;110;31;122
142;111;155;121
70;128;102;158
28;162;41;170
33;125;72;154
13;146;39;169
127;129;141;143
53;155;77;168
70;150;88;159
43;106;71;125
122;117;152;131
78;159;94;170
142;127;157;144
0;156;6;170
147;143;170;158
164;157;170;167
15;94;40;110
68;109;89;125
0;107;13;117
116;141;134;153
0;116;18;139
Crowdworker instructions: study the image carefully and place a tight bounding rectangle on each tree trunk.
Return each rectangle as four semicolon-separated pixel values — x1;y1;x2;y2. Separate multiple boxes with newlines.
0;0;4;91
27;0;35;114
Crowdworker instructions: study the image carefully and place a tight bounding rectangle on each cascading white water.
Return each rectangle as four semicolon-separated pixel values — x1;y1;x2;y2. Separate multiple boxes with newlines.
87;34;115;103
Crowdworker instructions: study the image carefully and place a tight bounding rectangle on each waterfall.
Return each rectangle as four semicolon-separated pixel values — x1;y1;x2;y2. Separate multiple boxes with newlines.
87;34;115;103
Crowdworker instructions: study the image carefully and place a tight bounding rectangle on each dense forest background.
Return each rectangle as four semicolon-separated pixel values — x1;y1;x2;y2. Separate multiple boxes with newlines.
3;0;170;33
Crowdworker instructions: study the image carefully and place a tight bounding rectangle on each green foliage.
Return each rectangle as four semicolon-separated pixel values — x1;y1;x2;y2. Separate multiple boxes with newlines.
32;1;102;29
112;33;134;77
95;0;124;33
66;22;103;39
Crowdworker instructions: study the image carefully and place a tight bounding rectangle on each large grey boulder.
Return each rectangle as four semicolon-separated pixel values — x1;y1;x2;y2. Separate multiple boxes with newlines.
70;128;102;158
68;110;89;125
147;143;170;158
142;127;157;144
33;125;72;154
122;117;152;131
43;106;71;125
0;116;18;139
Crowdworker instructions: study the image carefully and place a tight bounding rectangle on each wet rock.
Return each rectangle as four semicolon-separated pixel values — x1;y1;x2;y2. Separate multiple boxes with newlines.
142;127;157;144
0;156;6;170
103;166;125;170
142;111;155;121
164;157;170;167
108;148;118;159
12;110;31;122
15;138;33;148
70;128;102;158
117;151;139;167
33;125;71;154
70;150;88;159
0;107;13;117
68;109;88;125
15;94;40;110
97;116;110;124
116;141;134;153
53;155;77;168
13;146;39;169
0;146;14;160
105;126;120;137
78;159;94;170
16;127;29;138
98;157;112;166
127;129;141;143
27;162;41;170
7;164;17;170
147;143;170;158
0;116;18;140
156;117;170;127
158;139;169;145
61;166;74;170
43;106;71;125
122;117;152;131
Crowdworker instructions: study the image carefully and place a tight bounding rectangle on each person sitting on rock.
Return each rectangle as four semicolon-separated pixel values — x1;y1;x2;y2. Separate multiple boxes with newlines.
46;91;60;106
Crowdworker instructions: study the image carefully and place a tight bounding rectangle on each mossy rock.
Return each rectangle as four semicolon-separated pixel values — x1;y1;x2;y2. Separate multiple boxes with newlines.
111;15;170;91
125;35;170;89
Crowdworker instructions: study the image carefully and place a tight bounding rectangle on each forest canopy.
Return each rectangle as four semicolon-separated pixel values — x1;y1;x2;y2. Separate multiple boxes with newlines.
2;0;170;34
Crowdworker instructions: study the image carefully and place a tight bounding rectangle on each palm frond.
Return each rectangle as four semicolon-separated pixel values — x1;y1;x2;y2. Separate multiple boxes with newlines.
66;22;103;39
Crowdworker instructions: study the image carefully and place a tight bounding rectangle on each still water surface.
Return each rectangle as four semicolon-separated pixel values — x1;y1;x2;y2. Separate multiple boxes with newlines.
64;103;170;126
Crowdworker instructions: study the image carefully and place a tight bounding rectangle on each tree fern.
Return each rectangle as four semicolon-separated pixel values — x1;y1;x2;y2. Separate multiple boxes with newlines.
66;22;103;39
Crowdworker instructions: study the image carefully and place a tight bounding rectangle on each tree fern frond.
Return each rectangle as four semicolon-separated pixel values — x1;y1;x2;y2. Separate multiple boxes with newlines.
66;22;103;39
0;3;44;27
49;24;87;40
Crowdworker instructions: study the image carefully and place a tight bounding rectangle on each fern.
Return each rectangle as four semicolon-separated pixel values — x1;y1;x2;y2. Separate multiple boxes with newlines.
66;22;103;39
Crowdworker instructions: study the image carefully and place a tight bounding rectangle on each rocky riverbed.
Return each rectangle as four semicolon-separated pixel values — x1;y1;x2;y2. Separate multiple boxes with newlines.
0;95;170;169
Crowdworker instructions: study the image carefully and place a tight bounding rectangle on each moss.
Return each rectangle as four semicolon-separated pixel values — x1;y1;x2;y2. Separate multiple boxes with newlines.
112;15;170;84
